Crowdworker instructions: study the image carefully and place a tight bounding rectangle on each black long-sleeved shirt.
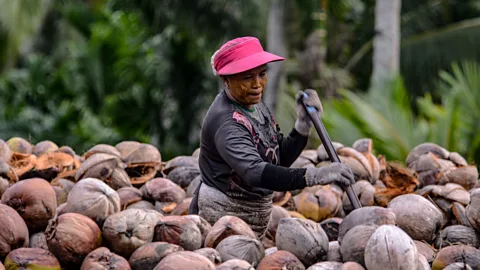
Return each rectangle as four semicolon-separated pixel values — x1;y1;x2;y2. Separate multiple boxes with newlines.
198;90;308;200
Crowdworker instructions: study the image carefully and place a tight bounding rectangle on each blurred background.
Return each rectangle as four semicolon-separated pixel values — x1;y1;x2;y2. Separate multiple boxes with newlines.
0;0;480;167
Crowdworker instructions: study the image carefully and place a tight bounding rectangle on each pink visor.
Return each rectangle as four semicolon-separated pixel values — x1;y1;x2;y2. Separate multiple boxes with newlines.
212;37;285;76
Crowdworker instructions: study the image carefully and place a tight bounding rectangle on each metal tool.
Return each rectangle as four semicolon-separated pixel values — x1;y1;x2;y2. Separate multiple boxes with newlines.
301;92;362;209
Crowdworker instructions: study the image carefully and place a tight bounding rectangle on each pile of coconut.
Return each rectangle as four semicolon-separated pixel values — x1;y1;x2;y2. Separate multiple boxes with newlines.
0;136;479;270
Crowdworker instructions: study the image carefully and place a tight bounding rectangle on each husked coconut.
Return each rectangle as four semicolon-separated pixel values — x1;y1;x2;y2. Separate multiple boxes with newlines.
153;215;202;251
129;242;183;270
0;204;29;257
257;250;305;270
340;224;378;267
127;200;155;211
320;218;343;241
216;259;254;270
75;153;131;190
80;247;131;270
204;215;256;248
294;185;342;222
167;166;200;188
153;251;215;270
116;186;143;210
184;214;212;245
432;245;480;270
4;248;60;270
141;177;186;214
434;225;480;249
265;205;290;242
307;261;343;270
163;156;199;175
275;218;329;267
327;241;342;262
215;235;264;267
194;248;222;265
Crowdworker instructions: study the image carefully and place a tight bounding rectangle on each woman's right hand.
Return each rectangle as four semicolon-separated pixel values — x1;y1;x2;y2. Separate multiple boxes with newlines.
305;163;355;187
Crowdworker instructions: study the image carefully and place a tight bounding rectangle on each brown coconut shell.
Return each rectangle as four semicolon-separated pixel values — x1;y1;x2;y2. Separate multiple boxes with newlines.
83;144;121;160
127;200;155;211
80;247;131;270
452;202;471;227
185;215;212;245
317;142;344;162
153;251;215;270
186;175;202;197
406;143;450;168
466;188;480;232
45;212;102;267
442;166;479;190
153;215;202;251
162;156;199;175
417;254;430;270
275;218;329;267
340;262;366;270
0;161;18;183
320;218;343;242
414;240;436;263
364;225;419;270
167;166;200;189
387;193;444;242
448;152;468;166
123;143;161;185
374;162;419;207
204;215;256;249
444;263;473;270
32;140;58;156
9;153;37;179
4;248;60;270
57;145;76;157
0;204;29;257
342;180;375;212
0;139;13;162
293;185;342;222
216;259;254;270
340;224;379;267
364;152;381;182
352;138;373;153
141;178;186;205
337;206;396;245
307;262;343;269
101;208;162;259
291;157;316;169
337;147;373;178
75;153;131;190
6;137;32;155
62;177;121;227
25;151;76;181
116;186;143;210
265;205;291;242
171;197;193;216
50;178;75;194
215;235;265;267
29;232;48;251
434;225;480;249
194;248;222;266
272;191;291;207
432;245;480;270
115;141;141;159
129;242;184;270
1;177;57;233
327;241;342;262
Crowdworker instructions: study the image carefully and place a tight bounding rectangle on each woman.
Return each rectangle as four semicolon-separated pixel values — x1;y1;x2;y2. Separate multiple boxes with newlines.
189;36;354;238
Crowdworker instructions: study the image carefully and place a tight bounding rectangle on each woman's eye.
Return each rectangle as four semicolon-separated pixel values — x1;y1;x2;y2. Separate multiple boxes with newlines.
260;72;266;77
244;76;252;80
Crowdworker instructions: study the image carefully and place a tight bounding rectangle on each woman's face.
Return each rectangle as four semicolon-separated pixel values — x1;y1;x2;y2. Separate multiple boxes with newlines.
223;65;268;109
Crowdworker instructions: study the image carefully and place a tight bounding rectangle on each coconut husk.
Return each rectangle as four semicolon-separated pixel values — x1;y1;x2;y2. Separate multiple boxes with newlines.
2;177;57;233
171;198;192;216
63;178;121;228
0;139;12;162
327;241;342;262
406;143;450;168
216;259;254;270
434;225;480;249
275;218;329;267
272;191;291;206
340;224;378;267
127;200;155;211
307;262;343;270
337;147;373;179
83;144;122;160
75;153;132;190
122;144;161;185
0;161;18;183
6;137;32;154
204;215;256;249
167;166;200;189
364;152;381;182
413;240;436;263
141;178;186;205
80;247;130;270
9;153;36;179
417;254;430;270
448;152;468;166
28;151;75;182
342;180;375;213
374;161;419;207
443;166;479;190
194;248;222;266
290;157;316;169
387;194;444;242
29;232;48;251
163;156;199;175
102;208;162;258
444;263;473;270
153;215;202;251
452;202;471;227
215;235;264;267
0;204;29;257
317;142;344;161
265;205;290;243
153;251;215;270
45;213;102;268
184;215;212;246
337;206;396;245
293;185;342;222
4;248;60;270
432;245;480;270
186;175;201;197
115;141;141;159
32;140;58;156
352;138;373;154
129;242;184;270
265;247;277;257
319;218;343;242
341;262;366;270
364;225;419;270
116;186;143;210
288;211;307;219
57;146;76;157
192;147;201;158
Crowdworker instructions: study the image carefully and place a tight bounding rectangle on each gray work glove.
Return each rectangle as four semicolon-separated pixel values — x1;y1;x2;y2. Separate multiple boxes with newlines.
304;163;355;187
295;89;323;136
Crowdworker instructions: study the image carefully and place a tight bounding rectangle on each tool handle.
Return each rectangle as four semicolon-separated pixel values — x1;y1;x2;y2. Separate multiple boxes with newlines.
301;93;362;209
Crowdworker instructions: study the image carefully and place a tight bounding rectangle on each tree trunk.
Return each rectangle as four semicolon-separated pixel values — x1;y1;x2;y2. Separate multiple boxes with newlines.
371;0;402;86
264;0;286;112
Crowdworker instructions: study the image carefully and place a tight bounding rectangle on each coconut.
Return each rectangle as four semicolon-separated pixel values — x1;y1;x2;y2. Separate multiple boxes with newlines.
442;166;478;190
432;245;480;270
194;248;222;265
406;143;450;168
45;212;102;267
387;194;443;242
83;144;122;160
129;242;184;270
465;188;480;232
340;224;378;267
364;225;419;270
443;263;473;270
62;177;120;227
24;151;76;181
342;180;375;212
29;232;48;250
185;215;212;246
452;202;471;227
80;247;131;270
116;186;143;210
291;157;316;169
414;240;436;263
275;218;329;267
293;185;342;222
102;208;162;259
153;215;202;251
307;262;343;270
317;142;344;162
0;161;18;183
4;248;60;270
75;153;131;190
417;254;431;270
153;251;215;270
0;139;12;162
319;218;343;242
171;197;193;216
0;204;29;257
166;166;200;189
127;200;155;211
122;143;162;186
327;241;342;262
50;178;75;194
340;262;365;270
265;205;291;242
7;137;36;178
215;235;264;267
265;247;278;256
337;206;396;245
272;191;292;207
204;215;256;248
216;259;254;270
374;162;419;207
257;250;305;270
186;175;201;197
141;178;186;214
1;177;57;233
32;140;58;156
162;156;199;175
57;145;76;157
115;141;142;158
434;225;480;249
